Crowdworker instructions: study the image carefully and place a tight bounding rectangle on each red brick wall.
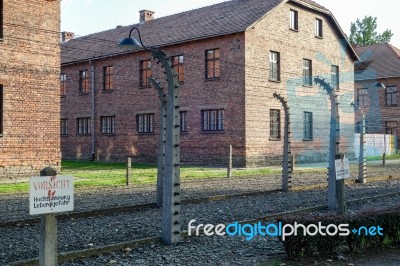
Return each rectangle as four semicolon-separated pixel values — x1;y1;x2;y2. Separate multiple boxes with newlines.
0;0;61;178
61;35;247;166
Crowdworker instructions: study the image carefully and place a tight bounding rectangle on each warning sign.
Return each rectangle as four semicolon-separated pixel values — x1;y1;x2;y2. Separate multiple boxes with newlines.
335;156;350;180
29;175;74;215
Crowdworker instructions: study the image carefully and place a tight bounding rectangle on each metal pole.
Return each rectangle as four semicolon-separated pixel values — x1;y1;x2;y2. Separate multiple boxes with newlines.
90;60;96;161
152;50;181;244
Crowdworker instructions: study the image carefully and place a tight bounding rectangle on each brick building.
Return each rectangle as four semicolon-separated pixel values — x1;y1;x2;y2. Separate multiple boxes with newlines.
61;0;358;166
354;43;400;148
0;0;61;178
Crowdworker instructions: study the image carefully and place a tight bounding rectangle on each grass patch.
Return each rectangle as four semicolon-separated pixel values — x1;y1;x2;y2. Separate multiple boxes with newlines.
366;153;400;161
0;160;309;194
0;182;29;194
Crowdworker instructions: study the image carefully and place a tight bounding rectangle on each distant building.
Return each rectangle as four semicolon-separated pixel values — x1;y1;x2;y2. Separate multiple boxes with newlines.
354;43;400;149
0;0;61;178
60;0;358;166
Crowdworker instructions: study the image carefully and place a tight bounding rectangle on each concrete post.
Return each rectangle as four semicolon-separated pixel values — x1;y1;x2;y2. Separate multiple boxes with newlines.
351;102;366;183
273;92;292;192
152;50;181;244
149;77;167;207
314;78;339;211
126;157;131;186
382;134;386;166
39;167;58;266
335;154;346;215
227;145;233;178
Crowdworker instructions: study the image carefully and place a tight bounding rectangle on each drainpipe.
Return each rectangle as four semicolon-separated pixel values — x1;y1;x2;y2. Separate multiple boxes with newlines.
90;60;96;161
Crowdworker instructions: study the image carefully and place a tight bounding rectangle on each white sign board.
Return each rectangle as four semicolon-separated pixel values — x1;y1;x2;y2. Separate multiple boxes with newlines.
335;157;350;180
29;175;74;215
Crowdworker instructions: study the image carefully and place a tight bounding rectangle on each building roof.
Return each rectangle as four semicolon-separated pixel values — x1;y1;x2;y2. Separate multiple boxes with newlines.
354;43;400;81
61;0;355;65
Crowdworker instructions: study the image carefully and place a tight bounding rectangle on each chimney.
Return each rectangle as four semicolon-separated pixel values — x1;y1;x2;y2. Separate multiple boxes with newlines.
61;31;74;42
139;10;155;23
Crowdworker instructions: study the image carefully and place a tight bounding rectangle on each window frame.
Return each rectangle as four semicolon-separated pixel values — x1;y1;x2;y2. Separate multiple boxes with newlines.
137;113;154;133
205;48;220;80
171;55;185;83
77;117;91;135
139;59;152;88
315;18;323;38
100;116;115;135
103;66;114;92
385;85;397;106
180;111;188;133
331;65;339;90
270;109;281;140
61;119;68;135
60;74;67;97
303;59;312;86
79;70;89;95
202;109;224;132
269;51;280;81
289;9;299;31
357;88;369;107
385;121;397;135
303;111;313;140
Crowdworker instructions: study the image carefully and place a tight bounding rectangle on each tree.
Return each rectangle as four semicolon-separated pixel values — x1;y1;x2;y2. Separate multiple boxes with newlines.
349;16;393;46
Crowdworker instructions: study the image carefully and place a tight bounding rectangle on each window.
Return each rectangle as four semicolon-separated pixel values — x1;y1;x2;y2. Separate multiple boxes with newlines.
61;119;68;135
315;18;323;37
205;48;220;79
304;112;313;140
180;111;187;132
289;9;298;30
137;113;154;133
386;86;397;106
172;55;185;82
331;65;339;90
103;66;113;91
386;121;397;135
60;74;67;97
79;70;89;94
77;117;91;135
357;88;368;107
202;109;224;131
269;51;280;81
140;60;152;87
303;59;312;86
101;116;115;134
0;1;3;39
0;85;3;135
270;109;281;140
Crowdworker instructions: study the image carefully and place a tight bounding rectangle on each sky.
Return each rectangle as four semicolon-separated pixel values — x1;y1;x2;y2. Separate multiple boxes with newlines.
60;0;400;48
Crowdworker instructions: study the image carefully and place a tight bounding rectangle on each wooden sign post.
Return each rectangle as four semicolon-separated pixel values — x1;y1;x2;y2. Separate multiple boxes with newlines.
30;167;74;266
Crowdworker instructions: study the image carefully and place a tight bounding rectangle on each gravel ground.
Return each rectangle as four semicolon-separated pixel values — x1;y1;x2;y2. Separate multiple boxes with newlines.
0;165;399;265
